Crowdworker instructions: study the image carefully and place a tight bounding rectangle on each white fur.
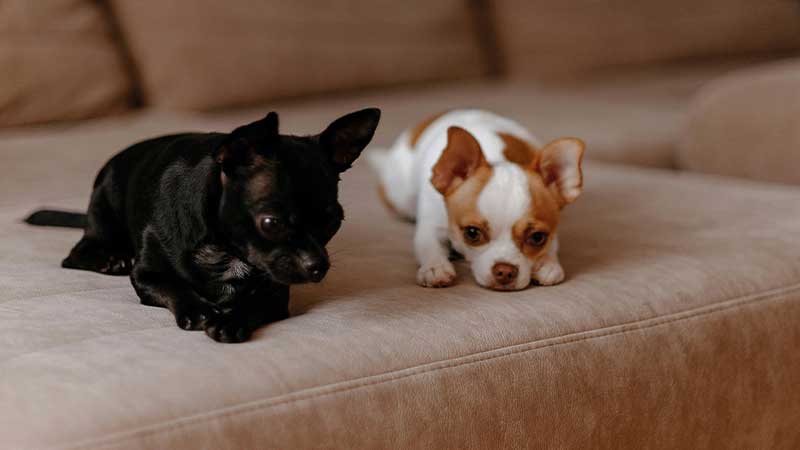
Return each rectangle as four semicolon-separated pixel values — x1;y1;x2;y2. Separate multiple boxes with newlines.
532;235;564;286
471;164;534;290
367;131;417;220
223;258;251;281
370;109;564;290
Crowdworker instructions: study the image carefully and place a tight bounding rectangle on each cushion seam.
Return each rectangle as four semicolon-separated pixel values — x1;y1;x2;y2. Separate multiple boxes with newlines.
51;282;800;450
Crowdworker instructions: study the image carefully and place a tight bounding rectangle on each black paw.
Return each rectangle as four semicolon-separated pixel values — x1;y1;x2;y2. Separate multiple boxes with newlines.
62;252;132;276
98;255;133;275
203;314;252;343
174;303;217;331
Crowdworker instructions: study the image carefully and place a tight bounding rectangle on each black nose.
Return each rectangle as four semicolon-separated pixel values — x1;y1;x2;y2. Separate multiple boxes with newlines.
303;259;329;282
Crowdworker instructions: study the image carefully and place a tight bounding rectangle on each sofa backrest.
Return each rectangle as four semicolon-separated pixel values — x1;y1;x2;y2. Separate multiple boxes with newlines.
493;0;800;79
678;60;800;185
0;0;133;128
2;1;800;128
107;0;489;111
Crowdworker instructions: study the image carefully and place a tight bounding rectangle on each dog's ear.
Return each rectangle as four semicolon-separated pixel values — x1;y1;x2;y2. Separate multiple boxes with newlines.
320;108;381;172
215;112;279;170
213;111;278;175
231;111;279;145
539;138;585;207
431;126;488;195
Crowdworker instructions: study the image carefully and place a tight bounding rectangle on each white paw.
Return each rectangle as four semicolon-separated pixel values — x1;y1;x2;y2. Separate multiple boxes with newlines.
533;260;565;286
417;261;456;288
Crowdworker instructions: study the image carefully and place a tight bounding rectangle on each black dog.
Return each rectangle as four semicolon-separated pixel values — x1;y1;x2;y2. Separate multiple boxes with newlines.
26;108;380;342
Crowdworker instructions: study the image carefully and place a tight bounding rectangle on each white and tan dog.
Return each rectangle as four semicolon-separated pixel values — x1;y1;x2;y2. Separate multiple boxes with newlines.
370;110;584;291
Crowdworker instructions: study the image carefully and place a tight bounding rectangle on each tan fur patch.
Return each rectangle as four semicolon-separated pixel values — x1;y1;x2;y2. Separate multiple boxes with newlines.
499;132;539;169
409;111;448;148
499;136;572;260
512;173;561;259
247;171;273;195
242;167;279;206
443;165;494;245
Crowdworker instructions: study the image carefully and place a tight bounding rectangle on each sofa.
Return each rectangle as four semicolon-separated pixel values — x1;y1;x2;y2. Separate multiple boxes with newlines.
2;1;800;449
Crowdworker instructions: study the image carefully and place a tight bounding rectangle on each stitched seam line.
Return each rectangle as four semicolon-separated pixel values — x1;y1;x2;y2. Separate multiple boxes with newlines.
51;282;800;450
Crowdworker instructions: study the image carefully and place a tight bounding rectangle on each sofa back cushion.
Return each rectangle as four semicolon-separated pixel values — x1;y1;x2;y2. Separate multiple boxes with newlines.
494;0;800;79
0;0;132;127
108;0;488;111
678;59;800;185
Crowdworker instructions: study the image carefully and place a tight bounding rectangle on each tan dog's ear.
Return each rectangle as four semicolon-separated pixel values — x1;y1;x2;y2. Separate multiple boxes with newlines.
539;138;585;206
431;127;488;195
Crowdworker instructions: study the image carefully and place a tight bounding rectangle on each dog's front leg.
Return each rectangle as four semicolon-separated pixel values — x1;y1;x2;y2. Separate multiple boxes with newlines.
203;283;290;343
532;234;565;286
130;233;219;331
414;217;456;288
130;266;220;331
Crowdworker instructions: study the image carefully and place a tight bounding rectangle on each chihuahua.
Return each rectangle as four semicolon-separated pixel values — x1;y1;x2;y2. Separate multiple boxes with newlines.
26;108;381;342
369;109;583;291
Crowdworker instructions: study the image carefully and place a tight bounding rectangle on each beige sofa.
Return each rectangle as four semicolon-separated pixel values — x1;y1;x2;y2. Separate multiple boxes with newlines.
2;2;800;449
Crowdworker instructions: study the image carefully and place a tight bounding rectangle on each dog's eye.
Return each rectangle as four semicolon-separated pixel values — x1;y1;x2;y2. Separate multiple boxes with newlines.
463;226;486;246
527;231;549;247
258;215;288;238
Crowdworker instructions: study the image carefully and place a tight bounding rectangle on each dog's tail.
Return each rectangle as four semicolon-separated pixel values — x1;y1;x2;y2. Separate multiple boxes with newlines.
24;209;87;229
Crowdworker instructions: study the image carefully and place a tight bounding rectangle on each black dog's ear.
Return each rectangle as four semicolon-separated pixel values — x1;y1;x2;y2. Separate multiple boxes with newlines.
231;111;279;144
320;108;381;172
215;112;280;169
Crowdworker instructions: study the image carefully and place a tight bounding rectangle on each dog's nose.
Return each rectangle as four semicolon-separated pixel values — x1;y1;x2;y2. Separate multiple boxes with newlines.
303;259;329;282
492;262;519;285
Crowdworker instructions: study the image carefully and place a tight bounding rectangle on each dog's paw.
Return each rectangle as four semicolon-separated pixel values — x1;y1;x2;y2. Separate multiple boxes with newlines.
98;255;133;275
203;314;252;343
532;260;565;286
62;247;132;276
173;302;217;331
417;260;456;288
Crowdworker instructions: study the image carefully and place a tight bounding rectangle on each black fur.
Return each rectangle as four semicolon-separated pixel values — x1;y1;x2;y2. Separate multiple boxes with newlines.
27;108;380;343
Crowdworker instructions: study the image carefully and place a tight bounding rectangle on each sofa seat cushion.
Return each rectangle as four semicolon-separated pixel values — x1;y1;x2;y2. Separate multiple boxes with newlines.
679;59;800;184
2;110;800;449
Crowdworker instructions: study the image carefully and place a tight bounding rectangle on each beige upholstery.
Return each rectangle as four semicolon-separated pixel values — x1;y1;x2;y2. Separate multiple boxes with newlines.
4;3;800;447
108;0;486;110
2;105;800;449
0;0;132;127
205;64;752;169
494;0;800;78
678;59;800;184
